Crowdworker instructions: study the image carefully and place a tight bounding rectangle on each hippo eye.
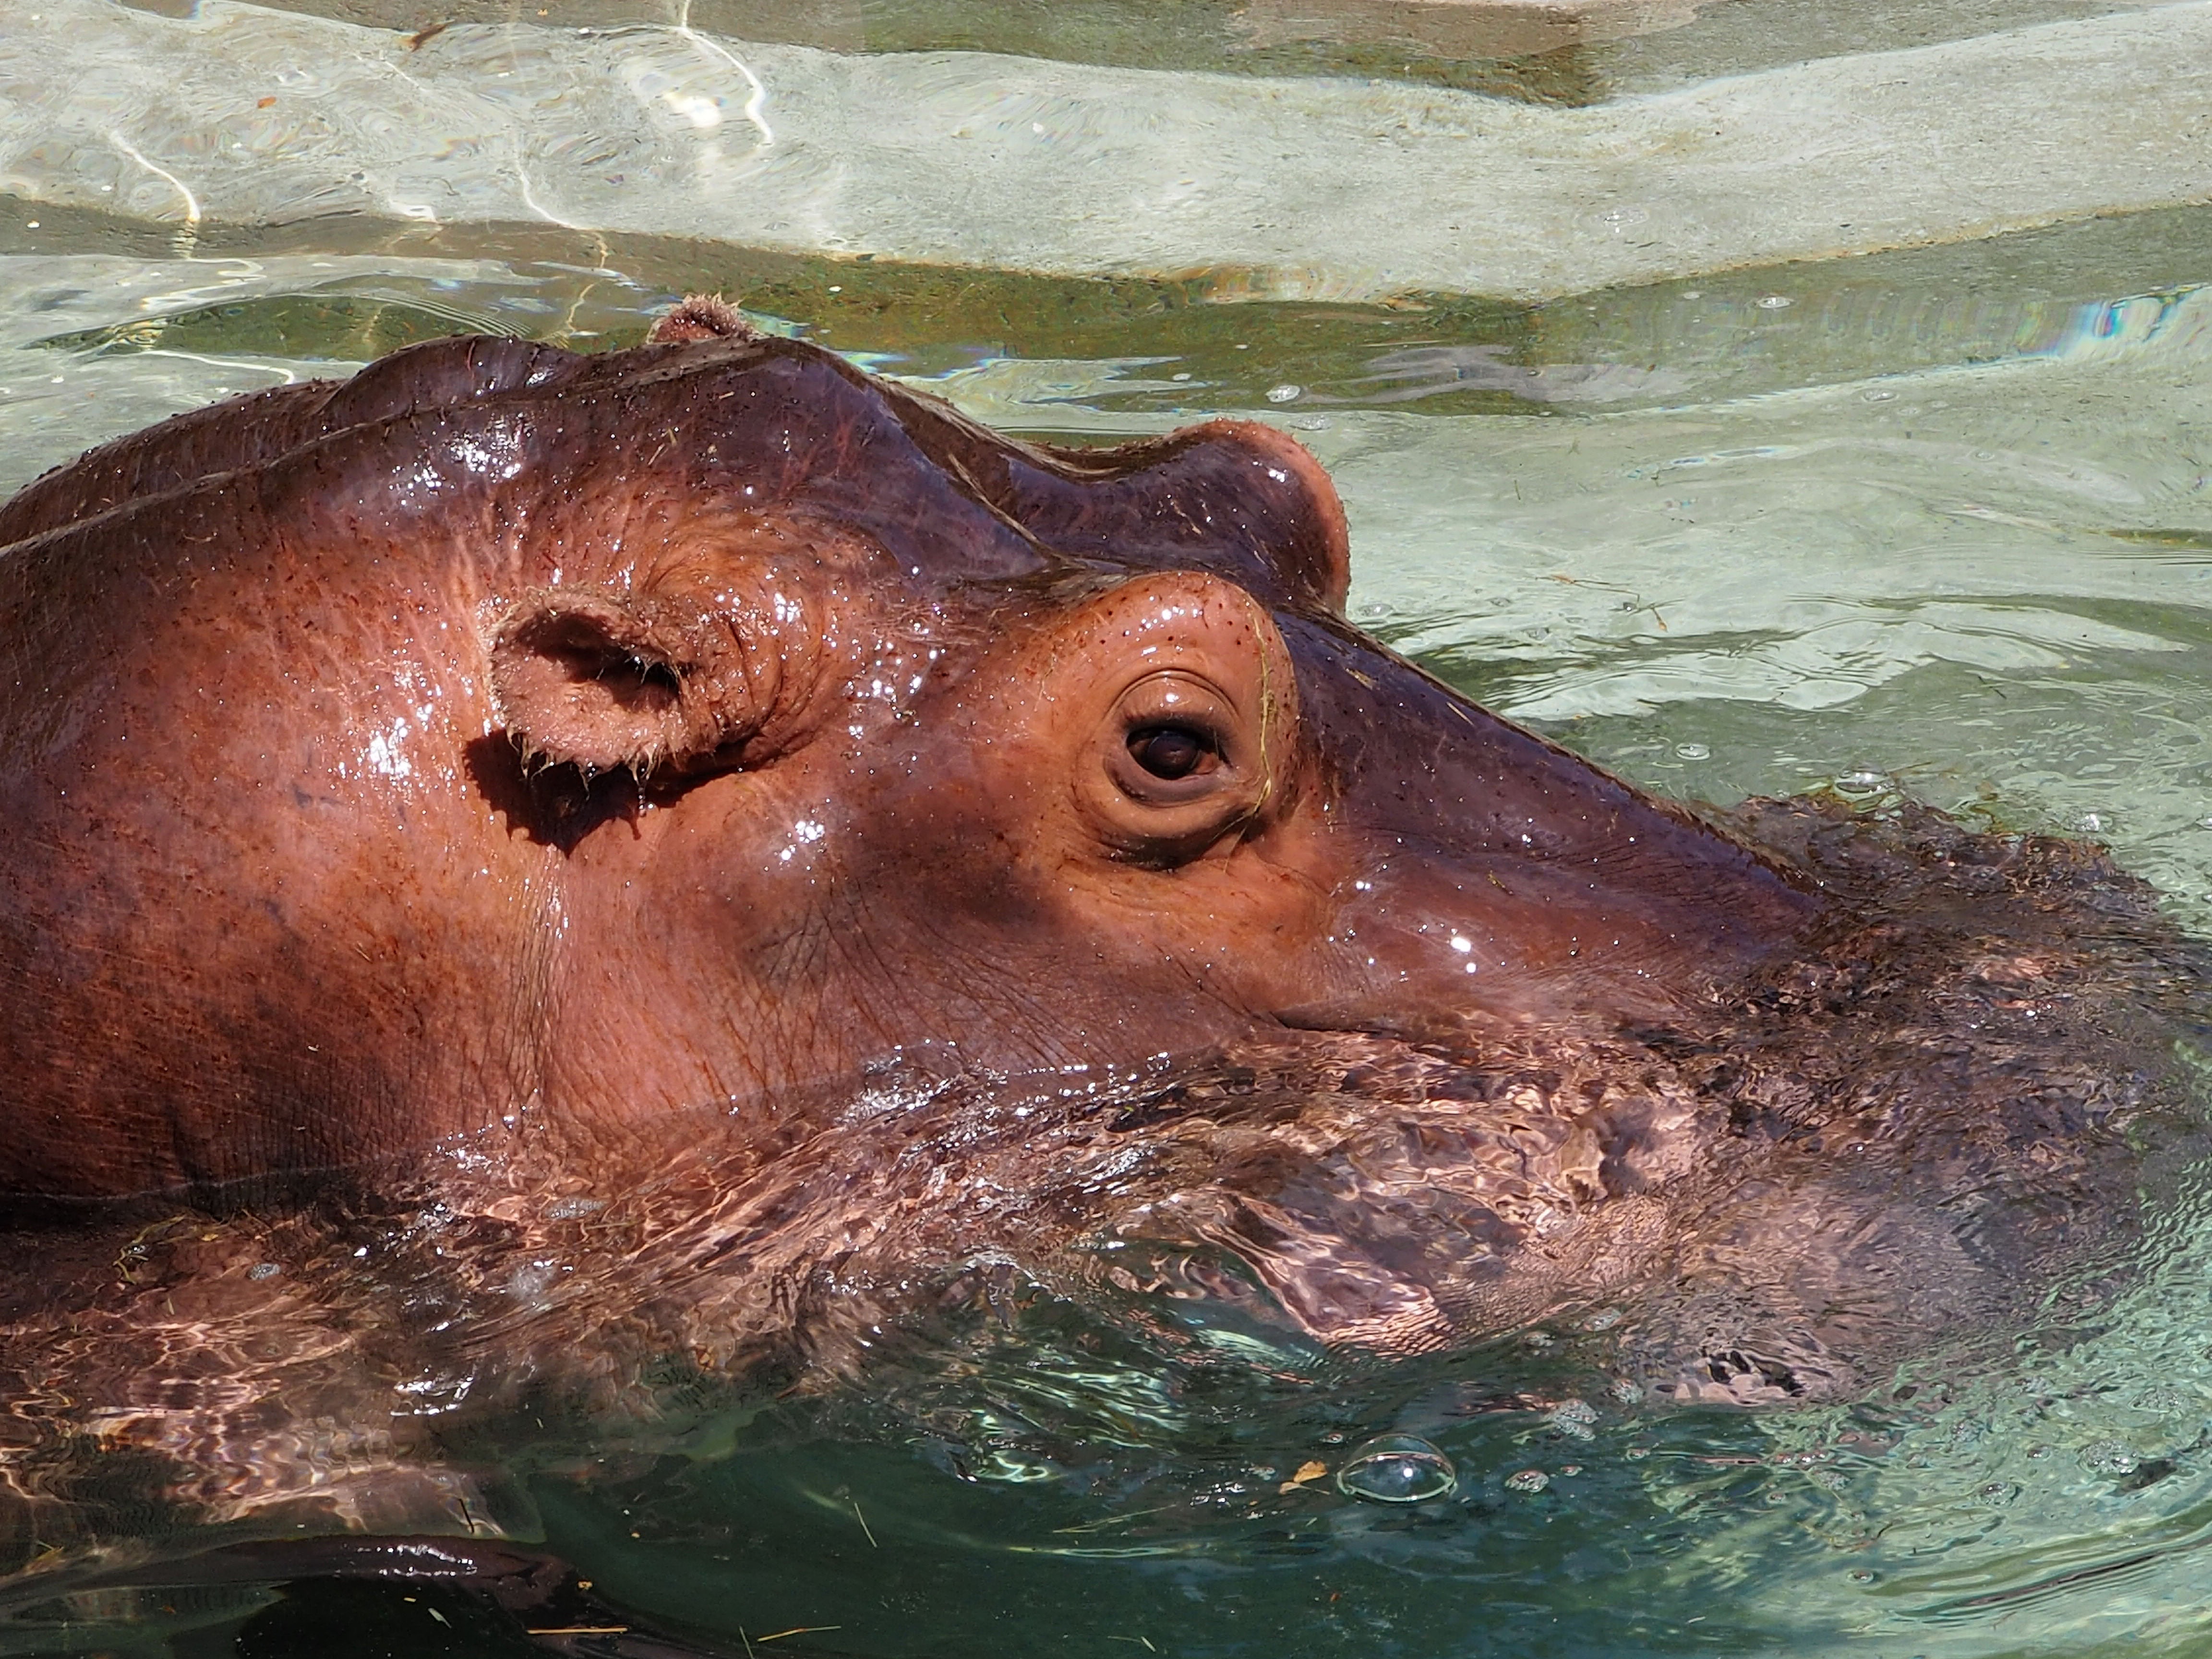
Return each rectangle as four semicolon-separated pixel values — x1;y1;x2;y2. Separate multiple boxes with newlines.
1082;668;1281;867
1058;580;1301;869
1127;723;1215;781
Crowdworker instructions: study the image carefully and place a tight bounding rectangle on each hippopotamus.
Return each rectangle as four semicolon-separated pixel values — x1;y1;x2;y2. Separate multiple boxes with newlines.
0;299;2204;1553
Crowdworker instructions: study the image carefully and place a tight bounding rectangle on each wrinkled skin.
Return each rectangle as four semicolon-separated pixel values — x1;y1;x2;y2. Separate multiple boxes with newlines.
0;309;2205;1557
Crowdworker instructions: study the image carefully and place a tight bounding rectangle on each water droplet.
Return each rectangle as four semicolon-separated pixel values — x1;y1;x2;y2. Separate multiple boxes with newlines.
1863;388;1897;402
1503;1467;1550;1494
1584;1308;1622;1332
246;1262;281;1281
1674;743;1710;761
1848;1568;1878;1584
1756;295;1792;310
1266;384;1302;404
1169;372;1193;382
2075;812;2105;834
1335;1435;1458;1503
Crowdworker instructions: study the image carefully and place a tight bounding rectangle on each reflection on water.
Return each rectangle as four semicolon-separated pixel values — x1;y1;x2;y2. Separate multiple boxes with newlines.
6;1;2212;1653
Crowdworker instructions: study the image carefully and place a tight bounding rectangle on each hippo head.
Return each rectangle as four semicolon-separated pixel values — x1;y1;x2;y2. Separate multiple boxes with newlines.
0;301;1829;1205
458;318;1819;1126
6;300;2205;1471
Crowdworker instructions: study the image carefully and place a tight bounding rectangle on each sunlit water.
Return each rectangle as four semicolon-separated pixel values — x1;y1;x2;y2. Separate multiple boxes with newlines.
5;3;2212;1654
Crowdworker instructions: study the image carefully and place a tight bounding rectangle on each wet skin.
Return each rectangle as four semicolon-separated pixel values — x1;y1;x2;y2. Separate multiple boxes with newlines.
0;302;2205;1542
0;313;1811;1204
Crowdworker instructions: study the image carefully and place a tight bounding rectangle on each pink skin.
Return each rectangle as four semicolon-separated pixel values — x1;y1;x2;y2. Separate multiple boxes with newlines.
0;327;1817;1206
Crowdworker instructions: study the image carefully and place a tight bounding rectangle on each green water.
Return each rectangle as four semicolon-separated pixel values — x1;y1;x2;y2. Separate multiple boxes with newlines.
8;2;2212;1654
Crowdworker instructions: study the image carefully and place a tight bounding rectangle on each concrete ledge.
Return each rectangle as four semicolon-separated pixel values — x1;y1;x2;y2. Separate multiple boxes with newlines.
1;0;2208;301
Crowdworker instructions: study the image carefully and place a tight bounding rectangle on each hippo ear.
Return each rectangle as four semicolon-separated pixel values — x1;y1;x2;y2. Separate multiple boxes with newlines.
486;586;758;777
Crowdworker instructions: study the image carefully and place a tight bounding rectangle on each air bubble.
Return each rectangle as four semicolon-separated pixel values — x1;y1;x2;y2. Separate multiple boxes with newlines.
1335;1434;1458;1504
2081;1439;2140;1476
1503;1468;1550;1494
1548;1398;1599;1440
1756;295;1792;310
1674;743;1710;761
1265;384;1303;404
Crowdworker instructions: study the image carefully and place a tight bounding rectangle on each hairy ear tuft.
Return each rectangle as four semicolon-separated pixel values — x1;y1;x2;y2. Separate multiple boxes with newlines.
487;586;755;776
649;295;763;346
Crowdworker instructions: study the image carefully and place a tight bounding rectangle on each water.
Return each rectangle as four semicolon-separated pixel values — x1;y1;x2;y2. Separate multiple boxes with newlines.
6;2;2212;1654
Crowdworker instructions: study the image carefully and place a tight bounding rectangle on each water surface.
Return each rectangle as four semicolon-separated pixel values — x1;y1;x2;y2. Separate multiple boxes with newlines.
4;4;2212;1654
